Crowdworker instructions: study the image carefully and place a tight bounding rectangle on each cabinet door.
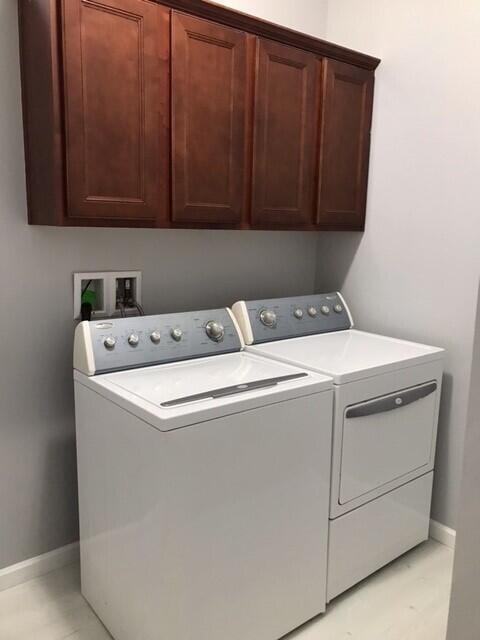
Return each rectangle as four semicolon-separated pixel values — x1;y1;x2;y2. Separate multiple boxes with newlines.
251;39;317;228
172;12;249;225
317;59;374;229
62;0;169;224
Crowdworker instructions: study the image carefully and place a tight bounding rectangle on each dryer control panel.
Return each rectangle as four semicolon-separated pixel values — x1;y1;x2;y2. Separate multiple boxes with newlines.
74;308;243;375
232;293;352;345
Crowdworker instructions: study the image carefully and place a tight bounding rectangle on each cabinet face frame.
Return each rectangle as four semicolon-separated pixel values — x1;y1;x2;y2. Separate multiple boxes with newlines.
61;0;170;226
18;0;66;225
171;11;252;227
316;59;375;230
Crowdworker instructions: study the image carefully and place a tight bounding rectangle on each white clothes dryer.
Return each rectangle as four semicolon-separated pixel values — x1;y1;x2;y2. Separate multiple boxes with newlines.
232;293;445;601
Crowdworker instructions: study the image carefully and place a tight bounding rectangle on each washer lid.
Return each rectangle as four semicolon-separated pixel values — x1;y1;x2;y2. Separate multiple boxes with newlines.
75;351;332;431
248;329;444;384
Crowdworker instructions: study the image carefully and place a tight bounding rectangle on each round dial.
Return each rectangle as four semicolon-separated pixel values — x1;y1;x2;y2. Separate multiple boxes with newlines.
171;327;183;342
128;334;139;347
293;308;304;319
307;306;317;317
259;309;277;328
334;303;343;313
103;336;116;350
150;331;161;344
205;320;225;342
321;305;331;315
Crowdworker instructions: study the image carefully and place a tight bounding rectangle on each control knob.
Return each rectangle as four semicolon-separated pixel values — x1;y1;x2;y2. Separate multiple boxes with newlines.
171;327;183;342
205;320;225;342
293;308;304;319
128;334;139;347
334;304;343;313
321;305;331;315
103;336;116;350
259;309;277;328
307;306;317;317
150;331;161;344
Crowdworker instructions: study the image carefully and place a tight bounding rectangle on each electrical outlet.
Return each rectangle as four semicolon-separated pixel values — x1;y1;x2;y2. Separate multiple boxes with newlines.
74;271;142;320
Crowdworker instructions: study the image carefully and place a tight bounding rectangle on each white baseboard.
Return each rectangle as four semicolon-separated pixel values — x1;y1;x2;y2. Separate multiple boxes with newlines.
430;519;456;549
0;541;79;593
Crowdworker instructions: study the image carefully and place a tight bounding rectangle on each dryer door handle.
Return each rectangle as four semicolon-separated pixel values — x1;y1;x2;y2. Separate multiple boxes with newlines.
345;381;438;419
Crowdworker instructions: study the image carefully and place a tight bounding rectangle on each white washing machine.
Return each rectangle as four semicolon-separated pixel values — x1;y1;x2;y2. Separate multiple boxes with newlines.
73;307;334;640
232;293;445;601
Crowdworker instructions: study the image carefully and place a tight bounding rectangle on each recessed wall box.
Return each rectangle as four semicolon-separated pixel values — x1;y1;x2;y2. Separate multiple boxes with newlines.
73;271;142;320
113;271;142;317
73;272;108;320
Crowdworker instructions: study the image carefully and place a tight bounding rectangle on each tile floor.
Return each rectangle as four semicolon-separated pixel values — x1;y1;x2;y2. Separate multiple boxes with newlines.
0;540;453;640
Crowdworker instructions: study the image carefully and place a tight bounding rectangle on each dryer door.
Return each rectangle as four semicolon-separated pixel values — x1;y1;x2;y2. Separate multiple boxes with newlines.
339;381;438;505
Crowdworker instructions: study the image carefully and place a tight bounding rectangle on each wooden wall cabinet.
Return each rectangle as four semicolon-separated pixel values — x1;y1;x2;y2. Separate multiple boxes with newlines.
62;0;170;225
171;12;250;226
18;0;380;231
251;39;317;228
317;59;374;229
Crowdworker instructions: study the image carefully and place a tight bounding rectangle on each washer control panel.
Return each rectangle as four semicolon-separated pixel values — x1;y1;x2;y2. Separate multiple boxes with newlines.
75;308;242;375
232;293;352;345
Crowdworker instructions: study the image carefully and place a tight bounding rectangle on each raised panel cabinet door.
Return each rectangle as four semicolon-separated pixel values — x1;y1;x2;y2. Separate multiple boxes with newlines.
62;0;169;223
317;59;374;229
172;12;249;225
251;39;317;228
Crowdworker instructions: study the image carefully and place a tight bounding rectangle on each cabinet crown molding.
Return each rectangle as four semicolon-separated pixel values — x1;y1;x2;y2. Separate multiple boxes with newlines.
154;0;381;71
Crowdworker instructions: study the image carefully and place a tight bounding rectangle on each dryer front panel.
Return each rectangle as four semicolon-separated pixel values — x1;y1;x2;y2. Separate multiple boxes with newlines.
330;360;443;518
339;381;437;505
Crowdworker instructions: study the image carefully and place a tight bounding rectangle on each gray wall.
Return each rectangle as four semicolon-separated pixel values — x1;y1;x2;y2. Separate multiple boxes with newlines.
0;0;326;569
4;0;477;570
315;0;480;529
447;283;480;639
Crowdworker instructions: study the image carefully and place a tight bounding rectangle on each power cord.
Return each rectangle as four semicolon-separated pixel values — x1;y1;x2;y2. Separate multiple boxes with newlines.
117;300;144;317
134;302;145;316
80;302;93;321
